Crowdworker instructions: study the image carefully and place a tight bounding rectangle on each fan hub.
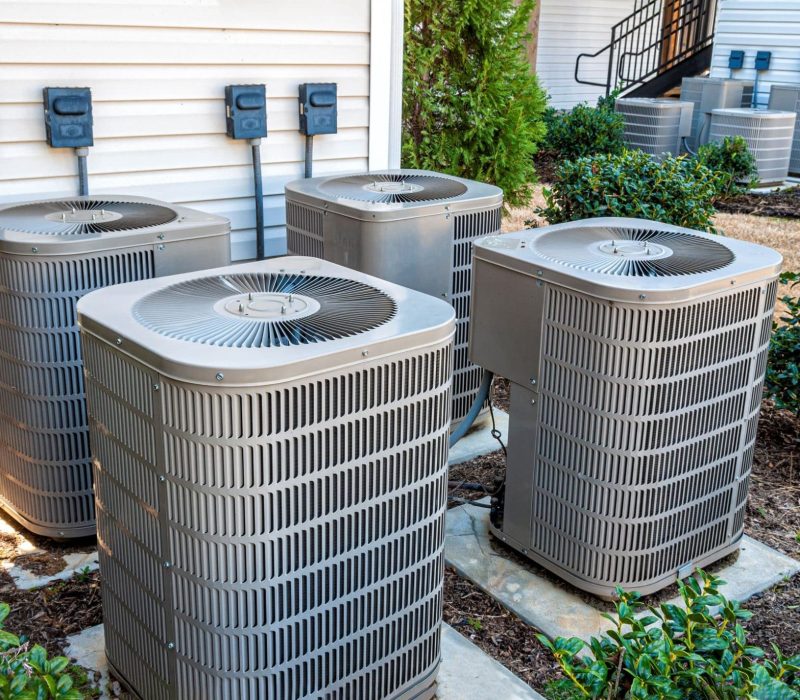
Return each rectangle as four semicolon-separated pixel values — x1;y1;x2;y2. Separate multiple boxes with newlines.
596;240;672;260
216;292;320;320
44;209;123;224
364;181;424;194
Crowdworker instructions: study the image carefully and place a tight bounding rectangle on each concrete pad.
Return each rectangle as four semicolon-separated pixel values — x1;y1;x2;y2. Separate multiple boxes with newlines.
449;409;508;466
4;550;99;590
445;501;800;643
750;177;800;193
64;622;544;700
438;623;544;699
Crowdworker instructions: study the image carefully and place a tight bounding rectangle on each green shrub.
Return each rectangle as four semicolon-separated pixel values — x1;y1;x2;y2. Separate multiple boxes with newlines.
695;136;758;197
536;149;720;232
766;271;800;413
0;602;84;699
539;570;800;700
402;0;548;207
544;102;625;160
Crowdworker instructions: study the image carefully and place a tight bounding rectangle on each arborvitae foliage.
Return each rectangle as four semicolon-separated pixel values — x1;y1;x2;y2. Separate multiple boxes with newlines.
402;0;548;207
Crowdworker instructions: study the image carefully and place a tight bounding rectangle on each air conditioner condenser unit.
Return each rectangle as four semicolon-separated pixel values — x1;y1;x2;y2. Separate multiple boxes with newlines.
615;98;693;159
681;77;754;150
78;256;455;699
470;218;781;598
284;169;502;431
0;195;230;538
709;108;797;185
768;84;800;175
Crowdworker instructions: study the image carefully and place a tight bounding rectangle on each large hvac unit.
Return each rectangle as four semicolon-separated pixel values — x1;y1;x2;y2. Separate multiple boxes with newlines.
78;256;454;699
681;77;754;150
615;98;694;159
709;108;797;185
768;84;800;175
0;196;230;538
284;170;502;430
470;218;781;598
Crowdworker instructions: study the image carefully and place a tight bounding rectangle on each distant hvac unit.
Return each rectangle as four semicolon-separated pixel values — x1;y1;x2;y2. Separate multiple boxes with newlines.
470;218;781;598
709;108;797;185
681;77;754;150
0;196;230;538
768;84;800;175
615;98;693;159
78;257;454;700
284;169;502;430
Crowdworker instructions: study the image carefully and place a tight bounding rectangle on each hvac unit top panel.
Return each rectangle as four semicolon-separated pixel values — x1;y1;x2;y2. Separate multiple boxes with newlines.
77;257;455;385
0;196;230;256
285;169;502;221
474;218;782;302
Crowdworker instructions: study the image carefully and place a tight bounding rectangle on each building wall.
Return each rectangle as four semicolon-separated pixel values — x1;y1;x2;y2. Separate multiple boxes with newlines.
0;0;401;260
709;0;800;108
535;0;637;109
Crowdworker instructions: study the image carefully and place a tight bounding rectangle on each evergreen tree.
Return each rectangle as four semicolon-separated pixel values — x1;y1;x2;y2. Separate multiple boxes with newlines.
402;0;548;206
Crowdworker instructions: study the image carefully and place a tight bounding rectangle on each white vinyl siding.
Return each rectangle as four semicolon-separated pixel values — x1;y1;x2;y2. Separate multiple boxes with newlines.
0;1;379;260
710;0;800;108
535;0;637;109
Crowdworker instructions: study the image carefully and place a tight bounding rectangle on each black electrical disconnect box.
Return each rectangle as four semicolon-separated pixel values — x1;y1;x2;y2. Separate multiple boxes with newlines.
728;50;745;70
225;84;267;140
755;51;772;71
43;87;93;148
299;83;337;136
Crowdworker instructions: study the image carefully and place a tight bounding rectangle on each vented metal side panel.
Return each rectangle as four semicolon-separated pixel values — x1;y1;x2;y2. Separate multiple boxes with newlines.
85;334;452;699
450;208;501;425
285;199;501;429
615;100;691;159
496;280;776;597
709;109;797;184
769;85;800;175
0;249;155;537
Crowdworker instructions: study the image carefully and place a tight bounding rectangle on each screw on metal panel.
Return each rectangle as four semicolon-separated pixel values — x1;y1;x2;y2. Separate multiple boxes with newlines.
159;476;165;482
58;531;65;537
445;205;450;211
639;294;646;300
281;305;287;314
152;384;160;391
731;280;736;285
115;338;122;345
167;642;175;650
31;247;38;253
300;270;305;274
530;398;536;405
288;294;293;303
536;280;543;287
362;350;369;357
536;270;543;277
239;303;244;313
215;372;224;381
162;561;171;568
157;244;165;251
157;233;165;240
530;378;537;385
248;293;253;301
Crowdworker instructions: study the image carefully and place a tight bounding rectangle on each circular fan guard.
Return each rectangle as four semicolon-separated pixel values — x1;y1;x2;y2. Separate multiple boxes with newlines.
319;173;468;204
133;273;397;348
0;199;178;236
533;226;734;277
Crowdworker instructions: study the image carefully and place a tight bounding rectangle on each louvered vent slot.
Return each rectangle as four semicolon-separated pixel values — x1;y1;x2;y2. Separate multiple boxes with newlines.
0;249;154;537
87;335;452;699
528;281;773;591
451;207;501;424
285;201;324;258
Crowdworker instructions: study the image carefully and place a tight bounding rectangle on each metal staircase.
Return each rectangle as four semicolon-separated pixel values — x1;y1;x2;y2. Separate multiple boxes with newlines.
575;0;717;98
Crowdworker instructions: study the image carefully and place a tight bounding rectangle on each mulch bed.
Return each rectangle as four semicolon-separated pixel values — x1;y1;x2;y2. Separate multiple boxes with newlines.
715;187;800;219
533;151;559;185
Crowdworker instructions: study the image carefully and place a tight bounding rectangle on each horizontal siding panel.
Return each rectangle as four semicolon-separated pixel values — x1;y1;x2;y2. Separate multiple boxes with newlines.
0;1;372;262
710;0;800;108
536;0;637;109
0;1;370;32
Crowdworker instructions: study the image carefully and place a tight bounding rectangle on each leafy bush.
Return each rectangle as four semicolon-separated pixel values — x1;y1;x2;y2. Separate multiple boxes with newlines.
765;271;800;413
0;602;83;699
539;570;800;699
536;149;720;232
696;136;758;197
544;102;625;160
402;0;548;206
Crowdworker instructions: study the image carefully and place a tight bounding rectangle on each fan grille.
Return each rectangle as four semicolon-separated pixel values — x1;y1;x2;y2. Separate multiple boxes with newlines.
533;226;735;277
319;173;468;204
0;199;178;236
133;273;397;348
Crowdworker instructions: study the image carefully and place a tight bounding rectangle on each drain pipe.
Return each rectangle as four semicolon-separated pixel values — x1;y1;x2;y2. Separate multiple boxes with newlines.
449;370;494;447
75;148;89;196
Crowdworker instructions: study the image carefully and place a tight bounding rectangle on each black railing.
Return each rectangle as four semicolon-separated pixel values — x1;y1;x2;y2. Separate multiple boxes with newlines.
575;0;717;96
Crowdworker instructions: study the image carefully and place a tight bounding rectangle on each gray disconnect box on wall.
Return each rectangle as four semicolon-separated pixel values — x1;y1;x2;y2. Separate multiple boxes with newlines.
299;82;337;135
224;84;267;140
43;87;93;148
